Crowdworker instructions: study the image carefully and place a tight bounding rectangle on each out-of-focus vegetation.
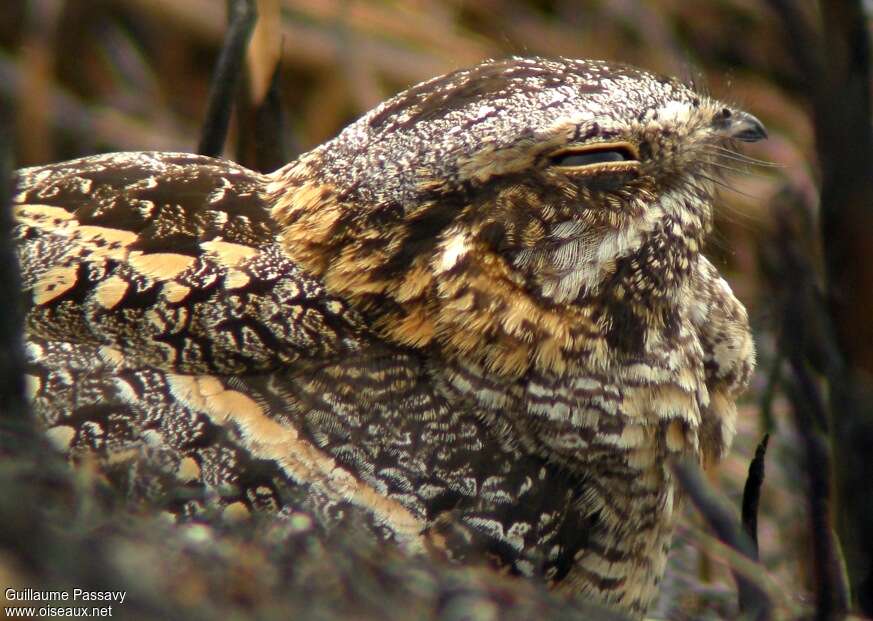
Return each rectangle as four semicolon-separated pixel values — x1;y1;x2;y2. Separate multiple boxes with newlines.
1;1;872;619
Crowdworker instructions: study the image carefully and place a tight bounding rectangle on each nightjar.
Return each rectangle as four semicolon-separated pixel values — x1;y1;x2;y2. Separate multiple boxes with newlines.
12;57;763;616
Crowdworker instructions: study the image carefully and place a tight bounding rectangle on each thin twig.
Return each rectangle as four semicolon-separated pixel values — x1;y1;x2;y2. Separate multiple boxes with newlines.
741;434;770;557
235;0;287;172
784;372;850;620
0;96;32;445
672;459;772;620
198;0;258;157
237;38;287;171
678;523;805;618
774;205;851;619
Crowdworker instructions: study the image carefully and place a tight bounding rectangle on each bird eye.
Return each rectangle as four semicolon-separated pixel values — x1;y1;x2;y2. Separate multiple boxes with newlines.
550;143;638;169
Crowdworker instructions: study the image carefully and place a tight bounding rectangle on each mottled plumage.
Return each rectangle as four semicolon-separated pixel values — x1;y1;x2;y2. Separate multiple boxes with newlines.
13;57;761;616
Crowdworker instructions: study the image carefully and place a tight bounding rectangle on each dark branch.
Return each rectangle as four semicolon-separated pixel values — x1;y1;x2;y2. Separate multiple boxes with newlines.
816;3;873;612
197;0;258;157
784;375;849;621
672;459;772;620
236;56;287;172
771;204;851;619
0;95;33;452
766;2;873;610
741;434;769;557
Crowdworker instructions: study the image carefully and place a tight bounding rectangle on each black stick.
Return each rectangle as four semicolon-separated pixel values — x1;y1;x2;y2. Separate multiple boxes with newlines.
197;0;258;157
773;205;851;620
0;97;32;445
741;434;769;557
237;56;287;172
673;459;772;620
785;358;850;620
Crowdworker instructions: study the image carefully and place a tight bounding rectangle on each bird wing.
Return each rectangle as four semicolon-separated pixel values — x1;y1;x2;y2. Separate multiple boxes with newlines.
15;151;374;376
14;152;439;538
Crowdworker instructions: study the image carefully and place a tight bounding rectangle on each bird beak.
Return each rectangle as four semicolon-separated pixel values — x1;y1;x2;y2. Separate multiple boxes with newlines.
727;111;768;142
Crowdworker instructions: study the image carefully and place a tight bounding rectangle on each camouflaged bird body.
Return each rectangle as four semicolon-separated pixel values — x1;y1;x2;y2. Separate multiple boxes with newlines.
14;57;757;616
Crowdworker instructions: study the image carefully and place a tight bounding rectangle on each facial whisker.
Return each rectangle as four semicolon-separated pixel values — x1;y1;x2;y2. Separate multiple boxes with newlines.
702;145;782;168
703;150;777;169
683;179;764;226
705;159;770;178
693;172;760;200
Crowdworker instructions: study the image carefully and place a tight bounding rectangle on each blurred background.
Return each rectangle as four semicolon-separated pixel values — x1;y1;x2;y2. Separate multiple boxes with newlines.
1;1;871;619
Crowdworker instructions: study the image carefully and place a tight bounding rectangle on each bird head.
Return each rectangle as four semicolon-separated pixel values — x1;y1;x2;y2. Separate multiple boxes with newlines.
271;57;765;376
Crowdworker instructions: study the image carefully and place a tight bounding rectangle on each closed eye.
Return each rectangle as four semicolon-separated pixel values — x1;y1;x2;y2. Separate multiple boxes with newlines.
550;142;639;169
